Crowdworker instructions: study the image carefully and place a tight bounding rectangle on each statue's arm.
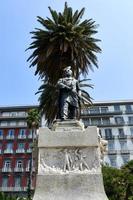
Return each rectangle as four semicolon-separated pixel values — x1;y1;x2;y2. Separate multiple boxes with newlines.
57;79;72;90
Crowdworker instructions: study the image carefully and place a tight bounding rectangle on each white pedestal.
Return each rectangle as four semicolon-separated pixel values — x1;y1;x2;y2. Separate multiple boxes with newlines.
33;122;108;200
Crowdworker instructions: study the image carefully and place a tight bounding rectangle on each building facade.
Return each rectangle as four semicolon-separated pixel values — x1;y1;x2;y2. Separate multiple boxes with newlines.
0;105;38;195
81;100;133;168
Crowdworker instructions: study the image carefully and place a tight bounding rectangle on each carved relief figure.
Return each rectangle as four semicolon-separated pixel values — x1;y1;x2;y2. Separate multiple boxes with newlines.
63;149;73;171
74;149;90;171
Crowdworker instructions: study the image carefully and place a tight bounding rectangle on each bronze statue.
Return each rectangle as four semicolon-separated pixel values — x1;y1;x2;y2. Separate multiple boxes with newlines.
57;66;81;120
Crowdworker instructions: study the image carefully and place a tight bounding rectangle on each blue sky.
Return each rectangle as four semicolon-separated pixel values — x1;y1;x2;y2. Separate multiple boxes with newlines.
0;0;133;106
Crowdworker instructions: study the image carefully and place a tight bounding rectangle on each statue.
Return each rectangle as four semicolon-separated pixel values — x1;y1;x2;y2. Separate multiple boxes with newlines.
57;66;81;120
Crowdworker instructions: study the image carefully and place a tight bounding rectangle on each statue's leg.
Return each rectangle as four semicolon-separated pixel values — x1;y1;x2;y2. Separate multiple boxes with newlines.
69;105;76;119
60;101;68;120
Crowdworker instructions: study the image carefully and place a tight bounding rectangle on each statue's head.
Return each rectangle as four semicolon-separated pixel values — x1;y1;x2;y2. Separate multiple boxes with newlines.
64;66;72;77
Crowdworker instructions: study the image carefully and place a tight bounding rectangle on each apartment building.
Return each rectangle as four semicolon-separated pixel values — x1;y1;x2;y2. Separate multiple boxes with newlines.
81;100;133;168
0;105;38;195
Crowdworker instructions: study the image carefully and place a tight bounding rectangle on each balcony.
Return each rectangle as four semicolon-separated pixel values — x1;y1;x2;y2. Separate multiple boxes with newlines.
105;136;115;140
0;187;28;192
28;134;33;139
16;149;25;153
4;149;13;154
120;150;130;154
127;121;133;126
2;167;12;172
6;135;15;140
125;110;133;114
27;148;32;153
14;167;24;172
108;150;117;155
18;135;26;139
118;135;127;139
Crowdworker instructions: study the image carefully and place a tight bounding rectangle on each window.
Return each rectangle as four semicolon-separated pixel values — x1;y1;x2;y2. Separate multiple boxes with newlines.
0;130;3;137
16;160;23;168
81;109;89;115
91;118;101;126
128;117;133;124
130;128;133;136
89;107;100;114
8;129;14;136
101;107;108;113
114;105;120;112
19;129;26;137
18;121;27;126
4;160;11;168
18;112;27;117
15;176;21;187
0;121;7;126
2;176;8;187
125;104;132;112
18;143;24;149
115;117;124;125
122;155;129;164
108;141;115;150
9;121;16;126
1;112;10;117
120;141;127;150
102;118;110;125
83;119;90;127
109;156;116;167
105;129;113;139
10;112;17;117
6;142;13;150
118;128;125;138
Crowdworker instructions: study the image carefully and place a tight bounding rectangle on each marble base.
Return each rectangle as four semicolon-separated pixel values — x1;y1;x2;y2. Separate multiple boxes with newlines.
33;122;108;200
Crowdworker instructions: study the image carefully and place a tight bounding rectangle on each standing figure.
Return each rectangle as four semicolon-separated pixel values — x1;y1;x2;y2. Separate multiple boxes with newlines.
57;66;80;120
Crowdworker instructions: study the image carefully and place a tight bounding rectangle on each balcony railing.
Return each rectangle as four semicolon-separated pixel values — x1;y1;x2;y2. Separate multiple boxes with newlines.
0;187;28;191
16;149;25;153
120;150;130;154
125;110;133;114
18;135;26;139
27;148;32;153
6;135;15;139
108;150;117;155
118;135;127;139
4;149;13;154
2;167;12;172
105;136;115;140
14;167;24;172
28;134;33;139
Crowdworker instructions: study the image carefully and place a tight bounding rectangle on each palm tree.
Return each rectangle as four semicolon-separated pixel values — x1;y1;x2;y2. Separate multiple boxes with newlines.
36;79;93;124
27;2;101;83
26;109;40;200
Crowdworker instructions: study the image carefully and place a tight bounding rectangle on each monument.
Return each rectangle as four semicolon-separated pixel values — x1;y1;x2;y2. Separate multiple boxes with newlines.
33;67;108;200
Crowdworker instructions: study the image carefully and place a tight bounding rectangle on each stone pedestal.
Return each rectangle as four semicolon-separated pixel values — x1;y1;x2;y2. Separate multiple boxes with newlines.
33;121;108;200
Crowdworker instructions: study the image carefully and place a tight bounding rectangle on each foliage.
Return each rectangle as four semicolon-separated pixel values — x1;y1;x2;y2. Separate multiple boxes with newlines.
102;160;133;200
0;192;28;200
121;160;133;200
102;165;124;200
27;2;101;83
26;108;40;129
36;79;93;123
